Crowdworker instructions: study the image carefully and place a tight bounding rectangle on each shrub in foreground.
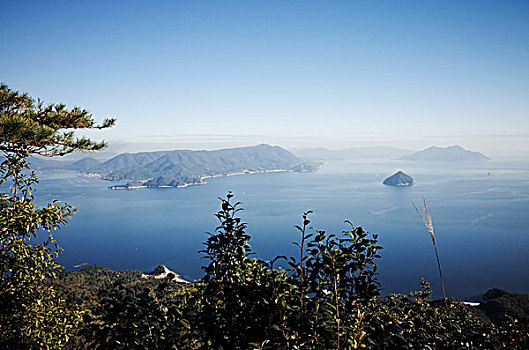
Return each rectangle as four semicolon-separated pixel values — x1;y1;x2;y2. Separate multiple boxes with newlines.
80;193;528;349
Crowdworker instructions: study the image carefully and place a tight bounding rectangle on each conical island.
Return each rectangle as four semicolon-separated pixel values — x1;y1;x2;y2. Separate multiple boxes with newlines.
383;171;414;186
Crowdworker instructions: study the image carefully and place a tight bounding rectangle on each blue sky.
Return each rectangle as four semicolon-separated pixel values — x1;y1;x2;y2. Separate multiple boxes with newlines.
1;1;528;155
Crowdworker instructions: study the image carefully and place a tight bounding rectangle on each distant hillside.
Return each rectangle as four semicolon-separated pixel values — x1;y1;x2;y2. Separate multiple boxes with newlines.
291;146;413;160
70;157;101;171
8;156;102;170
477;288;529;324
50;265;186;308
400;145;490;161
86;144;317;187
25;156;74;169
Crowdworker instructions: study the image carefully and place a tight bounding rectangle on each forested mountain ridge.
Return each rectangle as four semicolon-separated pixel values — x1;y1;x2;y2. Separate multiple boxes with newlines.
85;144;319;187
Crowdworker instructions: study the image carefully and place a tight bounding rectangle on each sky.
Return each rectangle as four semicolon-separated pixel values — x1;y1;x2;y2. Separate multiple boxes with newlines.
1;0;528;156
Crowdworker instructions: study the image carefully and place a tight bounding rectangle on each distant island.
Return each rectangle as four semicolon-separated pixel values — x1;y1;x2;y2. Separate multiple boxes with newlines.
383;171;414;186
80;144;320;189
291;146;413;161
400;145;490;161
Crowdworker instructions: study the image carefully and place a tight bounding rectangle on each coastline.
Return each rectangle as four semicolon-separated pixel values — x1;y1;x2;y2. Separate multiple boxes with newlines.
81;168;293;190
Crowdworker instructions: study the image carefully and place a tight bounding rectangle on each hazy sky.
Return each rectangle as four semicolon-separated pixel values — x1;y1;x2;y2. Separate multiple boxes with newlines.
1;1;528;155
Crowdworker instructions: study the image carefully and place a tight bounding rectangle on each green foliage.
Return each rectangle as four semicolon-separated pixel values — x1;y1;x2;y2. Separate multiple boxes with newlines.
196;192;279;349
266;212;383;349
75;193;529;349
0;153;82;348
2;98;527;349
85;193;380;349
193;194;384;349
3;84;527;349
49;266;145;309
0;83;113;348
478;288;529;324
48;265;196;349
84;279;195;350
361;290;529;349
0;83;115;156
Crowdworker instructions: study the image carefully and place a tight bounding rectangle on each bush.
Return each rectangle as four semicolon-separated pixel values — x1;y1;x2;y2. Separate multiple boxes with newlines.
77;193;529;349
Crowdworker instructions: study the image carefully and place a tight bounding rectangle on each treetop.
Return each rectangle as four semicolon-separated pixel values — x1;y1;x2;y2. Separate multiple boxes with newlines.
0;83;115;156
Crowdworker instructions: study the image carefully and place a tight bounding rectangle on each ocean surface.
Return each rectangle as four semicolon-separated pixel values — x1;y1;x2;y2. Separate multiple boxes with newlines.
26;158;529;299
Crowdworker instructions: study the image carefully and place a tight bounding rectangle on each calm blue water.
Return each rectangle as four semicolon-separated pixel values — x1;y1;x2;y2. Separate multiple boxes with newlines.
26;158;529;299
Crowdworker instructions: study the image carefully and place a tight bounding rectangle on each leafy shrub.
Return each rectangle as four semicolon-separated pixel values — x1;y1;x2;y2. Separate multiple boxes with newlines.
196;193;383;349
83;280;195;349
77;193;529;349
0;83;113;349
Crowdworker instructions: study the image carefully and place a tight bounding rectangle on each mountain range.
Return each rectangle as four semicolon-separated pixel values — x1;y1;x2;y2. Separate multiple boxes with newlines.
18;144;489;188
19;156;102;171
291;146;413;160
84;144;318;187
400;145;490;161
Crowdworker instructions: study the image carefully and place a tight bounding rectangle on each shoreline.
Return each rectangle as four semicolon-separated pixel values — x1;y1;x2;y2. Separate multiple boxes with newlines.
81;169;293;190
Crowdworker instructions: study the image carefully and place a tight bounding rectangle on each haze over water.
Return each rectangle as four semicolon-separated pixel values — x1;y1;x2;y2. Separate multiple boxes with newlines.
34;157;529;299
2;1;528;156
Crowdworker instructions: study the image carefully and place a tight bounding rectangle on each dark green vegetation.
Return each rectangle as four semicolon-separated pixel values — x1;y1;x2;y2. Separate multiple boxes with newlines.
49;196;528;349
84;144;318;187
0;83;114;348
1;84;528;349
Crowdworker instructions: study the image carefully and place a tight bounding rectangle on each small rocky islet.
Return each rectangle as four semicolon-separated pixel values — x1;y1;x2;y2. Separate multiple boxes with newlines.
383;171;414;186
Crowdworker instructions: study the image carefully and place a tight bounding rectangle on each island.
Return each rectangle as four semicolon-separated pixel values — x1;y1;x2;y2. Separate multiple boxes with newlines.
383;171;414;186
400;145;489;161
80;144;321;189
108;183;147;190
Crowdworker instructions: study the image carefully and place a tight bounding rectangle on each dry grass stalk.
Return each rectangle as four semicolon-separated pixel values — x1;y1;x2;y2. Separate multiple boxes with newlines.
413;198;449;310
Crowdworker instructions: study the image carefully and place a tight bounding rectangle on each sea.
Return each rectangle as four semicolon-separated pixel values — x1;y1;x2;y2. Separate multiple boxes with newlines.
27;157;529;299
